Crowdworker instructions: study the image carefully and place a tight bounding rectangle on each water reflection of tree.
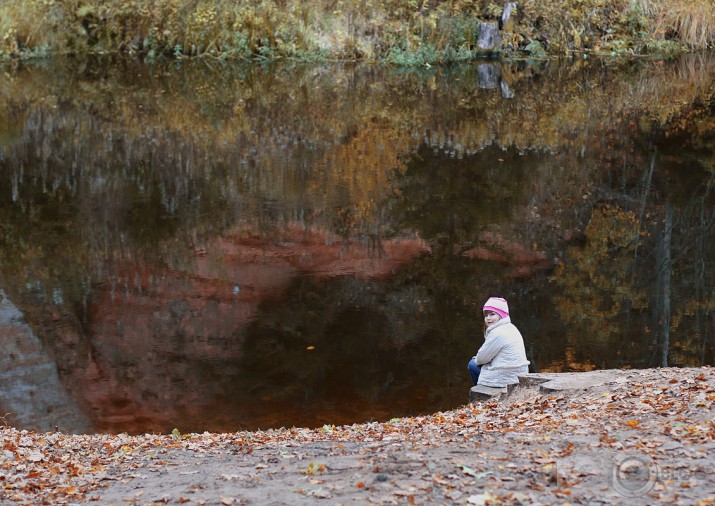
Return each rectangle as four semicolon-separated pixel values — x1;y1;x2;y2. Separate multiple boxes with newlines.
0;152;89;310
654;123;715;366
554;205;650;367
387;143;532;250
553;104;715;369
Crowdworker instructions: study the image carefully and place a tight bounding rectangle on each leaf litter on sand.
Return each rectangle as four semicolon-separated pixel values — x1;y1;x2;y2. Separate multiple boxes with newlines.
0;367;713;505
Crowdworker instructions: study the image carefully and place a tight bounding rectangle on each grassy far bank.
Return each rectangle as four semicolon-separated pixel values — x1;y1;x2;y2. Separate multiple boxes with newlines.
1;0;713;64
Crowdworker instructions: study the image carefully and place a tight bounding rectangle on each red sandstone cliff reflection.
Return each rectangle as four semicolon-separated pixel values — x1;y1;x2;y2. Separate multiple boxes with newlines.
71;226;429;434
1;222;555;434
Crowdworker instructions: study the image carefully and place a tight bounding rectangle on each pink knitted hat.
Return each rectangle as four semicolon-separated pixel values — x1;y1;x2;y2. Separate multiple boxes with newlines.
483;297;509;319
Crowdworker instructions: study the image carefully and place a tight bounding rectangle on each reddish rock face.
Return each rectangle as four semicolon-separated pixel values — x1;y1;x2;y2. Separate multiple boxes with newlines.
4;224;550;434
58;227;431;433
462;231;553;278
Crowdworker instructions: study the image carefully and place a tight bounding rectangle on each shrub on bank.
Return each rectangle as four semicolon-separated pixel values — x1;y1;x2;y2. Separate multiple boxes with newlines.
1;0;713;62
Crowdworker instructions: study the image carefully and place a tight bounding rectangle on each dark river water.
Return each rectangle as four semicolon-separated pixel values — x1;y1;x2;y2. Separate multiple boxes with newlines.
0;53;713;434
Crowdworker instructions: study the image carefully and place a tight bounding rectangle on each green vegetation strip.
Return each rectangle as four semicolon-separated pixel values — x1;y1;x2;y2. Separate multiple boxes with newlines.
1;0;714;63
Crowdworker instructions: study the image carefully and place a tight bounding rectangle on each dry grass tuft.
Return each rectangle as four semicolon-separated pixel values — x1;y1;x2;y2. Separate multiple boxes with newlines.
647;0;715;48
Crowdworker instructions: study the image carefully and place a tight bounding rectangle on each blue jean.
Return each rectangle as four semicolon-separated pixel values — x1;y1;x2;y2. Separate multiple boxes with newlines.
467;358;482;386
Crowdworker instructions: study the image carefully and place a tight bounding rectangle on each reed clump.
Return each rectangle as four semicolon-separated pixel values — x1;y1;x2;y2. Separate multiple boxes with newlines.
1;0;713;62
646;0;715;49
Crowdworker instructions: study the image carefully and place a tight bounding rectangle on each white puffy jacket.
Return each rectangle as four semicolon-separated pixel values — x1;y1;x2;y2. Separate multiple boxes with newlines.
475;316;530;387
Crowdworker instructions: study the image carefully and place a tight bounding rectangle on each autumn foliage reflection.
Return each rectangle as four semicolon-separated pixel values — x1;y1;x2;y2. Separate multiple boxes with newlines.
0;54;712;433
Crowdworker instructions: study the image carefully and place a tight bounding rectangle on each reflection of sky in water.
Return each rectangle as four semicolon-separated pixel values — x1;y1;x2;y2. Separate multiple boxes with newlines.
0;291;90;433
0;55;713;434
